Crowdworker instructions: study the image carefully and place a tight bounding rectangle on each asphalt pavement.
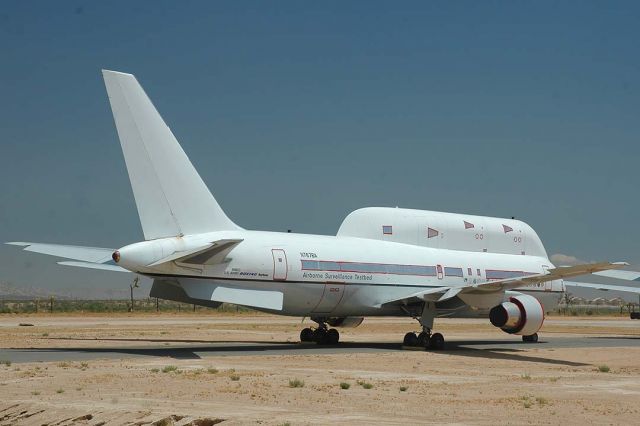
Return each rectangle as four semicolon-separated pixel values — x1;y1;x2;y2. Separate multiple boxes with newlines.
1;334;638;364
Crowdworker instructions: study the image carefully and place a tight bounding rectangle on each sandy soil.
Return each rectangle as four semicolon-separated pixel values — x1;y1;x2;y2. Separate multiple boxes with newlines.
0;314;639;425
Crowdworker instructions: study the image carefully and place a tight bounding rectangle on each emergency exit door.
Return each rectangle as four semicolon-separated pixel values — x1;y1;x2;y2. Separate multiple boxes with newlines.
272;249;288;280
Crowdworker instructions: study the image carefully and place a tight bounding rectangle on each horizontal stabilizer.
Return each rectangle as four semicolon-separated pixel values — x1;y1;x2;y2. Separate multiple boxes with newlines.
210;287;283;311
564;281;640;294
7;242;114;263
150;279;223;309
58;261;130;273
179;278;283;311
147;239;243;267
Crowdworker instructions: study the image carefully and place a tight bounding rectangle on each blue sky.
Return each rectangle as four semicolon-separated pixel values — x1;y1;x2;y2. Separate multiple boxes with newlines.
1;1;639;296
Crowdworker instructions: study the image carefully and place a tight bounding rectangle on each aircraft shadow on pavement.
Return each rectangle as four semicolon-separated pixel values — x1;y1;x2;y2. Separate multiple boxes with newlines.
18;342;396;360
443;341;590;367
589;335;640;341
18;338;590;366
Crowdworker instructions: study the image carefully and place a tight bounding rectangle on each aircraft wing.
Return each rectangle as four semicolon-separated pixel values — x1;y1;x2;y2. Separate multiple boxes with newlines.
379;261;626;306
564;281;640;294
463;261;627;294
6;242;129;272
593;270;640;282
374;287;449;307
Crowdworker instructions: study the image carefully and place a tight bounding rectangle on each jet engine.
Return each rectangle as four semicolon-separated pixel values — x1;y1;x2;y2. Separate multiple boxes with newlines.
327;317;365;328
489;294;544;336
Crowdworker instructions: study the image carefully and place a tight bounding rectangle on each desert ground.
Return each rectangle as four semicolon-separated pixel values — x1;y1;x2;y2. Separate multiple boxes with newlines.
0;313;639;425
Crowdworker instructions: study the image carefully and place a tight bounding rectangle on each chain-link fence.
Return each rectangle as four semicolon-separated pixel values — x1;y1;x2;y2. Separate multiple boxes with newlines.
0;298;253;314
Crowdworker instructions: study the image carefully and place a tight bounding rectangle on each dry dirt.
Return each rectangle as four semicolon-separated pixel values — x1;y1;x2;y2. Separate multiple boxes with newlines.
0;313;639;425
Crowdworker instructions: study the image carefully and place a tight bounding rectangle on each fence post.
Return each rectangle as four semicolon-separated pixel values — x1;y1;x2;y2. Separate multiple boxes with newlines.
49;296;54;313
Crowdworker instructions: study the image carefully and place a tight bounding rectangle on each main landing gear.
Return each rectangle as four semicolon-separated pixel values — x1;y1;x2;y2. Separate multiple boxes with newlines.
403;330;445;350
300;319;340;345
522;333;538;343
401;301;446;350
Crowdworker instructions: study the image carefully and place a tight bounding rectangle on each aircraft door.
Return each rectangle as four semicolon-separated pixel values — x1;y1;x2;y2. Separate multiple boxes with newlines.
312;284;345;314
272;249;288;280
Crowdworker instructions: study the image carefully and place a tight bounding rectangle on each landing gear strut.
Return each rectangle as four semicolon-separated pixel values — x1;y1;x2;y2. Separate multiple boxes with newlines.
300;319;340;345
401;302;446;350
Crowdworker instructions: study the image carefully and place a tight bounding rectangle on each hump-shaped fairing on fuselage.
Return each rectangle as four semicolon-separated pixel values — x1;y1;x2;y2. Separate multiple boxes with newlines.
337;207;547;257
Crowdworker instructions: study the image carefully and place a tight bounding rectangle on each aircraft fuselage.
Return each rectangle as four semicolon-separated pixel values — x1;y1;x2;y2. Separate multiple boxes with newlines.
118;230;564;317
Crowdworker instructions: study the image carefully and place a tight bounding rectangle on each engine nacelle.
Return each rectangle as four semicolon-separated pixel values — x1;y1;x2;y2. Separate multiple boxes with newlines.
489;294;544;336
327;317;365;328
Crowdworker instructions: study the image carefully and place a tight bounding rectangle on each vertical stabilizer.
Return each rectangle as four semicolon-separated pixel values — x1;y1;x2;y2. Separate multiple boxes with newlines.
102;70;241;240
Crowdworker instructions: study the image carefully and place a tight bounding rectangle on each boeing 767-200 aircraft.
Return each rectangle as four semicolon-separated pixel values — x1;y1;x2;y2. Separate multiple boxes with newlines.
8;70;638;349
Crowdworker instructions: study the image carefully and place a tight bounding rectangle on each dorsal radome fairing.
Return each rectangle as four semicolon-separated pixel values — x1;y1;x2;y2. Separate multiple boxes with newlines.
336;207;548;258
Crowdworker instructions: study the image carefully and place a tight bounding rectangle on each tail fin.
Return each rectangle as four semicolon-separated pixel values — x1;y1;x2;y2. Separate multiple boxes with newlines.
102;70;241;240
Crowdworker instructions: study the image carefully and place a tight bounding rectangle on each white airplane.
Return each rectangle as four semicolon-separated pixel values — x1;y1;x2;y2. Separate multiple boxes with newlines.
7;70;637;349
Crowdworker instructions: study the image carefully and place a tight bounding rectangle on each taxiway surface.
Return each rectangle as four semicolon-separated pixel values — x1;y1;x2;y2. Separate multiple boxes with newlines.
1;314;639;425
1;334;639;364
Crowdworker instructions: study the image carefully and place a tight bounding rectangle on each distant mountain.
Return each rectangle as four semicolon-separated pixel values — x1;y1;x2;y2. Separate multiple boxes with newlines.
0;282;71;299
0;279;151;300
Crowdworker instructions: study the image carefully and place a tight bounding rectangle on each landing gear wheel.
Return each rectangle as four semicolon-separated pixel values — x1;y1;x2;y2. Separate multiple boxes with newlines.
429;333;445;350
313;328;327;344
417;331;430;348
403;332;418;347
522;333;538;343
326;328;340;345
300;327;313;342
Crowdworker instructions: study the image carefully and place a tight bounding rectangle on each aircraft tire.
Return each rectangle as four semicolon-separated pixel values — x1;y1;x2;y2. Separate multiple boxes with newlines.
300;327;314;342
522;333;538;343
417;332;430;348
313;328;328;344
429;333;445;350
403;332;418;347
326;328;340;345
